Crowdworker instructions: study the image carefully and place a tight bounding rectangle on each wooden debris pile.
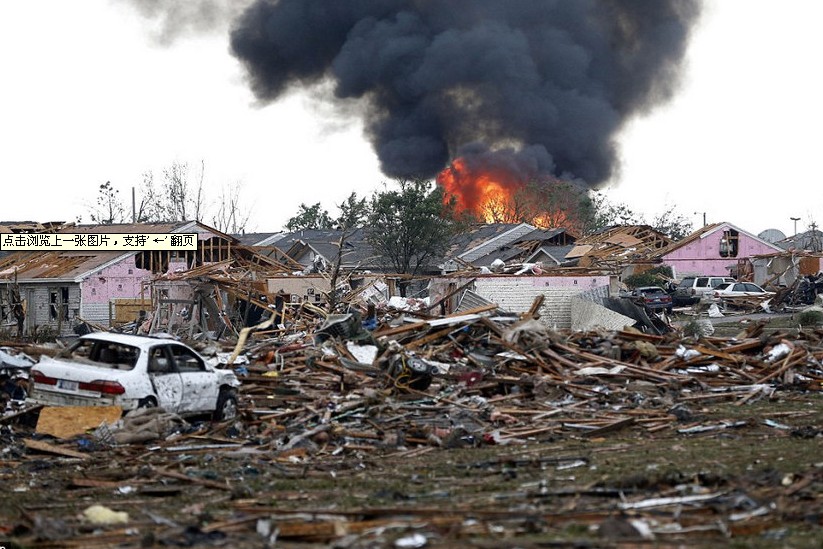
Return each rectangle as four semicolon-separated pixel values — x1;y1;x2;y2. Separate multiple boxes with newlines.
3;306;822;547
225;312;822;454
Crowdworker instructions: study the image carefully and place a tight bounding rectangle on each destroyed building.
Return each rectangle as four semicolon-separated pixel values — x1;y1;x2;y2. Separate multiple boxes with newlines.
0;222;238;337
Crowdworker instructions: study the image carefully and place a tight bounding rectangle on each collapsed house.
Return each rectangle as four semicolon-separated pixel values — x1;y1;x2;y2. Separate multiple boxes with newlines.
563;225;673;276
428;273;620;329
430;225;678;333
0;222;238;338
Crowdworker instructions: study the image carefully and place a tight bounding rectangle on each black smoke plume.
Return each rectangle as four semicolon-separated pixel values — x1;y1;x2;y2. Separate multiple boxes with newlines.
227;1;703;185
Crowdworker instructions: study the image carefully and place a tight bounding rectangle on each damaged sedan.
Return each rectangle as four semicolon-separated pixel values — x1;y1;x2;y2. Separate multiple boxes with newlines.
27;333;240;420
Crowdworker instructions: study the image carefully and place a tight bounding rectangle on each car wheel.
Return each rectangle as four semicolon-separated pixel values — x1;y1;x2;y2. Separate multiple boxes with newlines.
214;389;238;421
138;396;157;409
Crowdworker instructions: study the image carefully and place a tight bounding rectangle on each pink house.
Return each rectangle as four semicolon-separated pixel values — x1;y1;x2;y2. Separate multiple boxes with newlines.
659;222;783;280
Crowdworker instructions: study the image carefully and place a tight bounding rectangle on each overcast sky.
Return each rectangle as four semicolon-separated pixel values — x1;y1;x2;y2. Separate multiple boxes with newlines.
1;1;821;239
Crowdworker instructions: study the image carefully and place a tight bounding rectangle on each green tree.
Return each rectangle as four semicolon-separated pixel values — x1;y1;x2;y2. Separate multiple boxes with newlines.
335;192;369;230
651;206;694;241
584;191;643;234
285;202;334;231
367;179;459;294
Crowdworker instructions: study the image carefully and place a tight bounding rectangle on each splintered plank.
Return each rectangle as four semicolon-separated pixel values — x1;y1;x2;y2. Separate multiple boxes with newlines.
24;438;90;459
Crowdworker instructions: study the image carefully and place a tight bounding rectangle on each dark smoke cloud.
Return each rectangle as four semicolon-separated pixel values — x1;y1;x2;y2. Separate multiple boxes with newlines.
227;0;702;186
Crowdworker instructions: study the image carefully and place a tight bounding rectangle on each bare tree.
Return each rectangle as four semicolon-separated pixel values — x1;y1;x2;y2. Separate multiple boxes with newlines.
326;192;369;311
161;160;205;221
474;179;593;233
135;171;164;222
211;180;253;234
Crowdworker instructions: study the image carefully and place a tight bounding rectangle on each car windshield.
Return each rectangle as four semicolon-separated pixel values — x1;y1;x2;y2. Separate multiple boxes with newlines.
715;283;733;291
57;338;140;370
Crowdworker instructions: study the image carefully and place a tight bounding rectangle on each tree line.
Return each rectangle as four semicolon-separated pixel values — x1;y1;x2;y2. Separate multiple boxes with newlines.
283;177;694;287
85;164;693;283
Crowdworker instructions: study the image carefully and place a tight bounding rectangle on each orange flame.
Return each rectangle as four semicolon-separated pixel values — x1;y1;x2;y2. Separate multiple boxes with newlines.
436;158;571;228
436;158;523;223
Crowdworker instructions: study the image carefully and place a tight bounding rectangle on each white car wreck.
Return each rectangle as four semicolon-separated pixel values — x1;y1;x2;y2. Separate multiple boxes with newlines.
27;333;240;420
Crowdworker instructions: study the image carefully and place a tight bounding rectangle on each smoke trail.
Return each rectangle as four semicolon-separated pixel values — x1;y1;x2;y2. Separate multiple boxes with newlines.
120;0;253;45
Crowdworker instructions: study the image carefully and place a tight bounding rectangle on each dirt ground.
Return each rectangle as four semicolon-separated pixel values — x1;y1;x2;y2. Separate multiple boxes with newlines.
2;397;821;548
1;316;822;548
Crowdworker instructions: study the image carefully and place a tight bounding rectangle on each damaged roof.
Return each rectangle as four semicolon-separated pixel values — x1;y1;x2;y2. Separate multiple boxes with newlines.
449;223;536;262
232;232;285;247
465;228;577;267
0;221;240;283
275;228;380;269
566;225;673;269
0;250;124;282
775;229;823;253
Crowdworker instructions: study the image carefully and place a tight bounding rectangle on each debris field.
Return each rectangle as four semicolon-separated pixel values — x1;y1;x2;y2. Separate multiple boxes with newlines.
1;304;821;548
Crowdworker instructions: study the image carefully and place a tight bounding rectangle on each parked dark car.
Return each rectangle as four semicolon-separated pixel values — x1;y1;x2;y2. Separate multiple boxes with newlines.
626;286;673;314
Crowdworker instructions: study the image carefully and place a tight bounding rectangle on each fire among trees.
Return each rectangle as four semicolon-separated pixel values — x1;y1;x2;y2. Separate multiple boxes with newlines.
436;158;591;234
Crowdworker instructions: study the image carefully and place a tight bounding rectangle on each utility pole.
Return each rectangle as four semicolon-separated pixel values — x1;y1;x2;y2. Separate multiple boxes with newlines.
694;211;706;227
